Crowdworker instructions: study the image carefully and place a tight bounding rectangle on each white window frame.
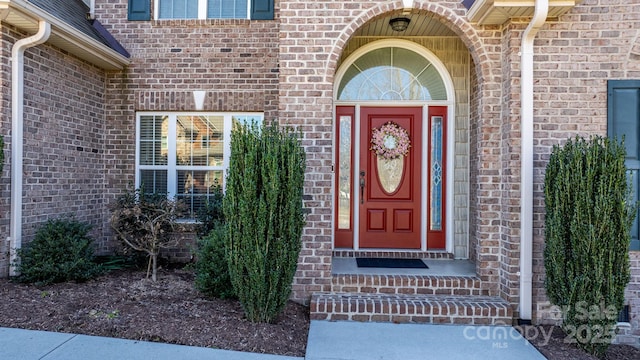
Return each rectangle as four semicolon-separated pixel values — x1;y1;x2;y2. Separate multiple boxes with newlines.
154;0;251;20
135;112;263;215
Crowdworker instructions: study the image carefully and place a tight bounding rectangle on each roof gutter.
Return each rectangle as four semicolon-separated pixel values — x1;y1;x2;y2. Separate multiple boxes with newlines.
9;20;51;276
519;0;548;322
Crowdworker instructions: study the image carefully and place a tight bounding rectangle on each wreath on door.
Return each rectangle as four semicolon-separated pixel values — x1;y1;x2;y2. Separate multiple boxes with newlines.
370;122;411;160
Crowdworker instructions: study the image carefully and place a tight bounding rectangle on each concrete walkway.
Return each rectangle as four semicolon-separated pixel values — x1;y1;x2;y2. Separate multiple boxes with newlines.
305;321;546;360
0;327;300;360
1;321;546;360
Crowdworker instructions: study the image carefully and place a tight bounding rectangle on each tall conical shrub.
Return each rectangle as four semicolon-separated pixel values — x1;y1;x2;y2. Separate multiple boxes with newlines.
544;135;635;357
224;120;306;323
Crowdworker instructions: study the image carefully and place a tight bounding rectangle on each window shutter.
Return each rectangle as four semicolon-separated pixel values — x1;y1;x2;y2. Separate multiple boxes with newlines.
250;0;273;20
128;0;151;21
608;80;640;251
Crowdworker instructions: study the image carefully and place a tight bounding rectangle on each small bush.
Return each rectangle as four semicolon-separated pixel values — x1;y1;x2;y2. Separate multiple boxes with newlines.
14;218;102;285
194;225;235;299
195;184;225;237
194;184;234;298
94;255;145;272
110;188;184;281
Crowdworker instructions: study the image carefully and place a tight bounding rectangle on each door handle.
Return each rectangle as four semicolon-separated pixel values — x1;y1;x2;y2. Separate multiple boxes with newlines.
359;171;365;204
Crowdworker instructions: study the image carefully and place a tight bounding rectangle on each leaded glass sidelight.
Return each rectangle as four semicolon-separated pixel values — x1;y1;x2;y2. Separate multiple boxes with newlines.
430;116;443;231
338;115;352;229
337;47;447;101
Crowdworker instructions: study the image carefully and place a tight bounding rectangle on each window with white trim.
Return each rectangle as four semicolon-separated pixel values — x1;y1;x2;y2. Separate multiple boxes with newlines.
136;112;263;218
157;0;248;19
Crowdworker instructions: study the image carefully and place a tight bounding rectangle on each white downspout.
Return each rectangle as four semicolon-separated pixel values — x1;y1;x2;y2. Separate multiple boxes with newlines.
88;0;96;20
519;0;548;322
9;20;51;276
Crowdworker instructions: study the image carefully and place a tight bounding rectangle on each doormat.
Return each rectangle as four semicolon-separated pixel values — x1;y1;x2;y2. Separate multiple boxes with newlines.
356;258;428;269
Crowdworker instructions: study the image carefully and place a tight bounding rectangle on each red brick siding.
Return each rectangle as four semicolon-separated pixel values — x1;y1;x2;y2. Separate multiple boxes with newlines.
0;24;110;275
96;0;279;197
94;1;280;260
531;1;640;333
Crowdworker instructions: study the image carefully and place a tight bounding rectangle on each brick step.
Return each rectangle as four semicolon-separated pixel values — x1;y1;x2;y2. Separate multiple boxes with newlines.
331;273;489;296
333;250;454;259
310;293;513;325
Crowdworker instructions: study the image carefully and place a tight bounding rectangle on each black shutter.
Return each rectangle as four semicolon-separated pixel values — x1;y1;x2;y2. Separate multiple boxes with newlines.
608;80;640;251
128;0;151;21
250;0;274;20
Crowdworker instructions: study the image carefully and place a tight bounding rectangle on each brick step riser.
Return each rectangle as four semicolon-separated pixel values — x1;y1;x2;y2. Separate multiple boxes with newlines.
333;251;454;259
311;294;513;326
331;274;489;296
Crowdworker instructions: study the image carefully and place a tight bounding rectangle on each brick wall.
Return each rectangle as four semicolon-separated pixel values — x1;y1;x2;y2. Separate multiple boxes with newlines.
463;20;504;299
96;1;280;255
623;252;640;343
530;0;640;333
0;24;12;276
92;0;517;307
97;2;279;170
0;24;110;275
0;25;11;276
498;21;524;317
258;0;509;303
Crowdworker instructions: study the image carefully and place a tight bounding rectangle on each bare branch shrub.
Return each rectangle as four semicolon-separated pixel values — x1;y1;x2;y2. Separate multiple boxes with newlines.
110;188;184;281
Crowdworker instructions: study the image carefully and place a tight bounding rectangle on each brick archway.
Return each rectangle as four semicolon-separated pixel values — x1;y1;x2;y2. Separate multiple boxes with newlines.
323;1;491;91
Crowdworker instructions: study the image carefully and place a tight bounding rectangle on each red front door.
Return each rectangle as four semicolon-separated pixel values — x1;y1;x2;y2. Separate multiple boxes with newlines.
359;107;422;249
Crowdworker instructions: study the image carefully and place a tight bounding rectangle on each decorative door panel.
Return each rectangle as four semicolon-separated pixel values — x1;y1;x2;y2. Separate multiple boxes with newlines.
359;107;422;249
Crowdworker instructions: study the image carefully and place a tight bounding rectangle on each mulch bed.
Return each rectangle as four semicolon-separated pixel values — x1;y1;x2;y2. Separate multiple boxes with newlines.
0;268;309;357
523;325;640;360
1;267;639;359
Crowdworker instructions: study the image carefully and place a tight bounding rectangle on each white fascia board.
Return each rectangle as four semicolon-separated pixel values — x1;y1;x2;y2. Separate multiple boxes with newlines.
0;0;129;70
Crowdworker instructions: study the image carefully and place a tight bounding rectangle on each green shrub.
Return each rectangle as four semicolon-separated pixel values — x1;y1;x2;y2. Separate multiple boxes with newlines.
195;184;225;237
94;254;145;271
194;225;235;299
194;183;234;298
224;120;306;323
544;135;635;357
14;218;102;285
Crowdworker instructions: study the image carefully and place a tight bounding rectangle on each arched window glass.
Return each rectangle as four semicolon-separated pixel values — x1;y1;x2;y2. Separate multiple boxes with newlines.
338;47;447;101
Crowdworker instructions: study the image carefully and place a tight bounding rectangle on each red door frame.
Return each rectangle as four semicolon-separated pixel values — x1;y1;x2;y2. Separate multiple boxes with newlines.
426;106;447;250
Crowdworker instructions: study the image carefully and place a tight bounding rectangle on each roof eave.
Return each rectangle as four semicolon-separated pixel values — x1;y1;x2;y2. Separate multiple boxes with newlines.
466;0;582;25
0;0;130;70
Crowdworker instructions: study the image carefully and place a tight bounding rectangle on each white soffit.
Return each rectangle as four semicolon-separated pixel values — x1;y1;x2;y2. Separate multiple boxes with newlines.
0;0;129;70
467;0;581;25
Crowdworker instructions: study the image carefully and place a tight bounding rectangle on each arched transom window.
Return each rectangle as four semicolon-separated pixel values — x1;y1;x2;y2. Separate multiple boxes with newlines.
337;47;447;101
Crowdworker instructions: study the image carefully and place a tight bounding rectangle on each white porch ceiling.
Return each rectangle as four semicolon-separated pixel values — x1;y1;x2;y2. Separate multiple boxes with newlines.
466;0;583;25
353;12;458;38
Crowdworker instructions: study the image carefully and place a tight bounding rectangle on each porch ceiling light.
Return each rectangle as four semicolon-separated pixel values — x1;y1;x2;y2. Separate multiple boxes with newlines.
389;17;411;32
